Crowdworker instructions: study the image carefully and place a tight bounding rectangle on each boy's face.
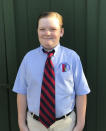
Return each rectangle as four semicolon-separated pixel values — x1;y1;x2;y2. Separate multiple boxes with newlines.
37;16;64;50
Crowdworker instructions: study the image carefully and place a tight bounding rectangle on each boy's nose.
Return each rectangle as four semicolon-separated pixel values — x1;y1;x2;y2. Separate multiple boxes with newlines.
45;30;51;35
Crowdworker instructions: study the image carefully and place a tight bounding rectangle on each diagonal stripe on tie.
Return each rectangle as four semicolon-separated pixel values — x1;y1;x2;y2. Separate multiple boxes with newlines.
40;104;55;120
41;88;55;110
40;101;55;121
42;79;55;95
43;73;55;89
42;84;55;100
45;66;55;80
48;61;55;71
40;105;55;126
43;75;55;93
39;49;56;128
44;69;55;86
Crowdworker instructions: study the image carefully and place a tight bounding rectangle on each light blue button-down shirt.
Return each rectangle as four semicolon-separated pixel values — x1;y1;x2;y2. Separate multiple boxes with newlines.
13;44;90;117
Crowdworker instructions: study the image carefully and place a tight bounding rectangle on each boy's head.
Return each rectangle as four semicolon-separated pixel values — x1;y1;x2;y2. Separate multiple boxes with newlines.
37;12;64;50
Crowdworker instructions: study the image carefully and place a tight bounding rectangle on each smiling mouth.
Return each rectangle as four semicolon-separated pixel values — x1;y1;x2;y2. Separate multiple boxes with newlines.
44;37;52;39
43;38;53;40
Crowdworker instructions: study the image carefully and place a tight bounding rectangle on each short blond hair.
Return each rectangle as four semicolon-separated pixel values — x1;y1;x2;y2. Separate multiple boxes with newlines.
37;11;63;28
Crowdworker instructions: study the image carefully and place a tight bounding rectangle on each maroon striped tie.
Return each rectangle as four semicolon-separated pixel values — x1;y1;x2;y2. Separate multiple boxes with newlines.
39;49;56;128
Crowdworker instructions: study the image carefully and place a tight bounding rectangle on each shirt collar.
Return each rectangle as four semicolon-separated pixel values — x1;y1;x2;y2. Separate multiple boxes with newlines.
39;43;60;57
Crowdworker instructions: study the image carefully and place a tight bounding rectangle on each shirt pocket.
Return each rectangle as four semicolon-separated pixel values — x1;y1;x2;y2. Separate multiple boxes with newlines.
57;70;74;83
56;68;75;96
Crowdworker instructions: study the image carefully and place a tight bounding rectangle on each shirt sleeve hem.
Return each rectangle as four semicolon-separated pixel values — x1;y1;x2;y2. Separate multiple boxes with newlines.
12;89;27;95
76;90;91;96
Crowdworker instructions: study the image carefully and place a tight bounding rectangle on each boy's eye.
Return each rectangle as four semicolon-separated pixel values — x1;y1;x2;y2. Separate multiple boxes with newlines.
40;28;45;31
51;28;56;30
50;28;57;31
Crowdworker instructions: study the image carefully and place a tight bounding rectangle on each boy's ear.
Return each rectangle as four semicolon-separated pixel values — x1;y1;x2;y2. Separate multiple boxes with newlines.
60;28;64;37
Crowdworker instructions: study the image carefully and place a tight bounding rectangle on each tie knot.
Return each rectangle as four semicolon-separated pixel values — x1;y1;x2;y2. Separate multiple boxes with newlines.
43;49;55;58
